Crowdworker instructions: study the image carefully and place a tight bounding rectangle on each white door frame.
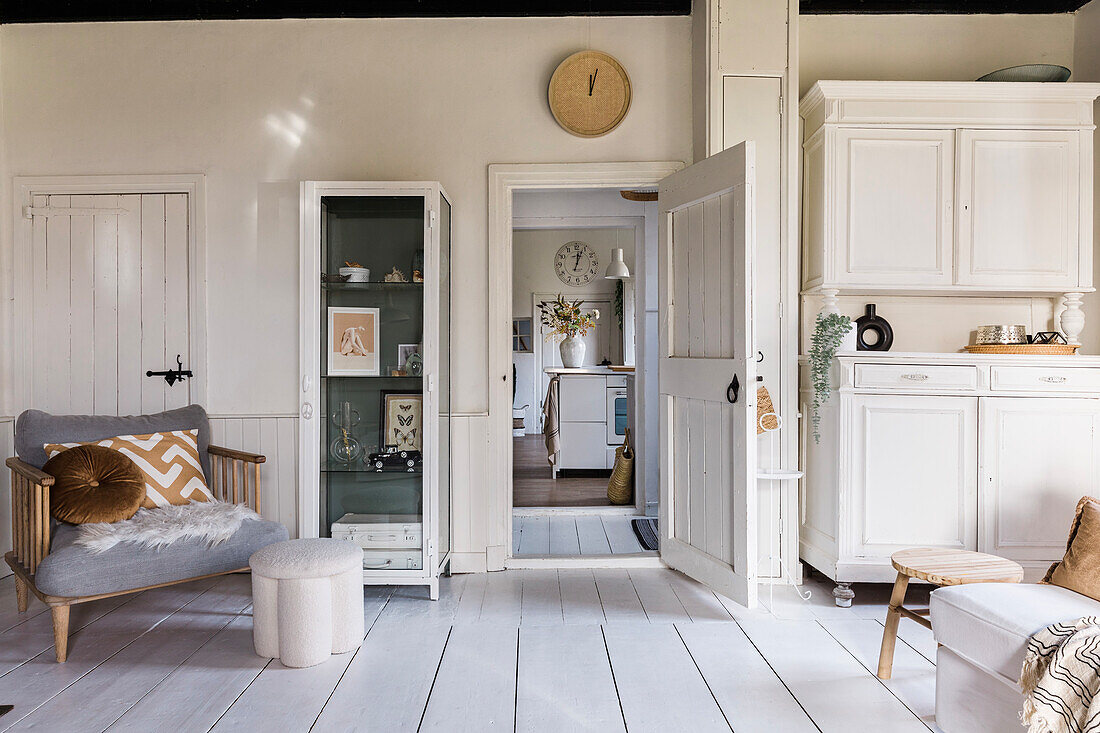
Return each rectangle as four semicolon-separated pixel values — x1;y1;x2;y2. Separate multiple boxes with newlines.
11;174;208;413
487;162;683;570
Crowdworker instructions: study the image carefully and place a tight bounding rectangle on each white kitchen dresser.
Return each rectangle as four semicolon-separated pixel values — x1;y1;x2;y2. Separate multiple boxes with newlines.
800;352;1100;604
546;367;629;477
800;81;1100;343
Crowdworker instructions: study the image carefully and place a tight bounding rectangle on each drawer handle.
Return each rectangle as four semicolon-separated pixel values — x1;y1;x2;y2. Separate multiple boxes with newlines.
900;373;930;382
364;559;393;569
366;534;398;541
1040;376;1068;384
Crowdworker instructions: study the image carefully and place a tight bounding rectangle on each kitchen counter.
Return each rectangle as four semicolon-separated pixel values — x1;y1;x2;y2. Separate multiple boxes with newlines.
545;366;634;375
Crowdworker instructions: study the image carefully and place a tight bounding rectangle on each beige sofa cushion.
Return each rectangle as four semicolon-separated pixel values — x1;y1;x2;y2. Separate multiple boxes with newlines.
1046;496;1100;601
931;582;1100;683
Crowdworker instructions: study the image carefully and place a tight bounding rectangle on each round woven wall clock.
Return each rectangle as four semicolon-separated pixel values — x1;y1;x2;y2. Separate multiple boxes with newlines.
548;51;632;138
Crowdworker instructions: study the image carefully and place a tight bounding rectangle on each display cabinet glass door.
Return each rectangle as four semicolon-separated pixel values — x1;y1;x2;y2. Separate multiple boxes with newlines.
320;195;428;570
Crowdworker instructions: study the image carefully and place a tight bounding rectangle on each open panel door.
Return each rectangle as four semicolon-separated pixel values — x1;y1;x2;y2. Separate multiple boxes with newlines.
658;142;757;608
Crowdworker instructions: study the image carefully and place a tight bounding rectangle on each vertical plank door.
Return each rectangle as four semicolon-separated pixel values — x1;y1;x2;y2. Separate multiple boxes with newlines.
28;193;191;415
657;142;758;608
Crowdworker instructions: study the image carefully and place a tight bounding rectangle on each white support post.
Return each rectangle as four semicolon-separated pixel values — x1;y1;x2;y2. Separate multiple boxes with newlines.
819;288;840;316
1061;292;1085;347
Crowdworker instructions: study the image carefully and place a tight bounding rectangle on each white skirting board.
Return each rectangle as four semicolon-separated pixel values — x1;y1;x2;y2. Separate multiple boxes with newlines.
0;418;13;579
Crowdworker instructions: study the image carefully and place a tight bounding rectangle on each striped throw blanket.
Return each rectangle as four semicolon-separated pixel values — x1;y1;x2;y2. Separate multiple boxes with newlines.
1020;616;1100;733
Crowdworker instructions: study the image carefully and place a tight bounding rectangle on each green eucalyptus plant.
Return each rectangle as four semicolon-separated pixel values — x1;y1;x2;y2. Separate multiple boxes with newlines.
809;312;853;444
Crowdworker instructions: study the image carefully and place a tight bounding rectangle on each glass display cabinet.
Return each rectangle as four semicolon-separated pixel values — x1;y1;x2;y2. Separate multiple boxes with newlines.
299;182;451;599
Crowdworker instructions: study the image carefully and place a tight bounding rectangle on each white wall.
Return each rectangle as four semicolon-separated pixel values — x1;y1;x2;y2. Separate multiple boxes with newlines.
800;13;1076;96
0;17;691;564
1076;0;1100;353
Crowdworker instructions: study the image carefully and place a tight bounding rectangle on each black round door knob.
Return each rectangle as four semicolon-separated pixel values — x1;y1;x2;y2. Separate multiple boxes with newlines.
856;304;893;351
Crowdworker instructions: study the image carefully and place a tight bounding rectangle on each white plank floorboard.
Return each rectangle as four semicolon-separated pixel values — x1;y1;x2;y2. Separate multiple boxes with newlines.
517;515;551;555
604;624;732;732
628;569;692;623
8;576;250;732
666;570;735;623
558;569;607;625
676;622;817;732
602;516;645;554
738;617;928;733
593;569;648;624
106;612;266;733
476;569;523;624
520;570;564;626
375;575;463;626
418;624;518;732
311;622;452;732
897;617;938;664
452;572;488;624
575;515;613;555
0;578;222;732
516;625;626;733
549;515;582;556
820;618;937;729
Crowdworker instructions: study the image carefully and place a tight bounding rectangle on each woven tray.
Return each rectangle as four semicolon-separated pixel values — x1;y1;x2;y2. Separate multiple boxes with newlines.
964;344;1080;355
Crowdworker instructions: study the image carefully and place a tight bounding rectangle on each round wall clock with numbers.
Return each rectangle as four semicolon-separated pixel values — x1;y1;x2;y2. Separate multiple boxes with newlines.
555;241;600;286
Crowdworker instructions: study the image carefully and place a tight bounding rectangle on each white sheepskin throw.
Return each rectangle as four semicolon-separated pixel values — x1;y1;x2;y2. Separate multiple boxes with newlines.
75;500;261;554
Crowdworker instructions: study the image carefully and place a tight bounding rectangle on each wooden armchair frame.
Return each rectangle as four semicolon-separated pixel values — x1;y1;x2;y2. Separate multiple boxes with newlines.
4;445;265;662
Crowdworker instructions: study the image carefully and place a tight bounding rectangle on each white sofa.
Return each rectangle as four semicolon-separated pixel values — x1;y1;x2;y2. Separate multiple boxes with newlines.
931;582;1100;733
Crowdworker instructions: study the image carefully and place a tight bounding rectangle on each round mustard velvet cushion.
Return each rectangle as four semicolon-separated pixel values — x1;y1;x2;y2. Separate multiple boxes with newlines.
43;445;146;524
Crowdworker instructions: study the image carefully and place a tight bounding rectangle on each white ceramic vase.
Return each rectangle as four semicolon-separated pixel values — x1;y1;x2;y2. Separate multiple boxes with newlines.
560;336;585;368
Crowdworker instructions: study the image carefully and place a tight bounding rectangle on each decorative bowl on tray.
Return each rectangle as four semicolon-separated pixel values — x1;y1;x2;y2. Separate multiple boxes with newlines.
974;324;1028;345
976;64;1071;82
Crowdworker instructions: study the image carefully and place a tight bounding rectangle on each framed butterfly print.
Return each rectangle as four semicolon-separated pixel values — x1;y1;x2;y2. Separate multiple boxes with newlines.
380;391;423;452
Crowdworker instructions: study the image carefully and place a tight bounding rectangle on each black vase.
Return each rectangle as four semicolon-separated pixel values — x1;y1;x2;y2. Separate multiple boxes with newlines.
856;304;893;351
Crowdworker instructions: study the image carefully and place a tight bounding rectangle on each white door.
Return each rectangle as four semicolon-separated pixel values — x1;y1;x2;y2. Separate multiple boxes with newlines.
849;394;978;562
956;129;1081;289
833;128;955;287
24;193;194;415
658;142;757;606
979;397;1100;575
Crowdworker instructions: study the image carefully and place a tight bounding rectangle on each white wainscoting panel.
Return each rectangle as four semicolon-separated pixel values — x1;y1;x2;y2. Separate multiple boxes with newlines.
451;414;493;573
0;418;13;578
209;415;298;538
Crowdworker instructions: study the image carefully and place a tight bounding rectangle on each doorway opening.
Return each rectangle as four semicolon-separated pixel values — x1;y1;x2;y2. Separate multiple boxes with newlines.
488;163;681;567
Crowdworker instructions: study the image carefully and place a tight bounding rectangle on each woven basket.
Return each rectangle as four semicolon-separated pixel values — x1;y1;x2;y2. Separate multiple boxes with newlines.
757;386;779;434
607;429;635;505
964;344;1080;355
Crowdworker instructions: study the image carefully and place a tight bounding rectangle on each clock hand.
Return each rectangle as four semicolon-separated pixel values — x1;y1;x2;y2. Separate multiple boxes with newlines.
590;68;598;96
573;252;583;271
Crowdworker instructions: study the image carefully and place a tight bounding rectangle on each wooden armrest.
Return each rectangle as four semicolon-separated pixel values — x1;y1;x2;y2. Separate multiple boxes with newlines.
208;445;266;464
7;458;51;575
6;457;55;486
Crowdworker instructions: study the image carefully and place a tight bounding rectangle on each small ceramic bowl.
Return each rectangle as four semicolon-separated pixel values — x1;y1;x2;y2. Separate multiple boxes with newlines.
975;324;1028;345
338;267;370;283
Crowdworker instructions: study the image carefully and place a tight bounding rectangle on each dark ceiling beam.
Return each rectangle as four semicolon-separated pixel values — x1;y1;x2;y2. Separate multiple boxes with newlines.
0;0;691;24
801;0;1089;13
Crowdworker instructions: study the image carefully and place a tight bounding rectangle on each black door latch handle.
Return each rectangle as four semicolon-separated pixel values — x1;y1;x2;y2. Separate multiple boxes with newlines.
726;374;740;404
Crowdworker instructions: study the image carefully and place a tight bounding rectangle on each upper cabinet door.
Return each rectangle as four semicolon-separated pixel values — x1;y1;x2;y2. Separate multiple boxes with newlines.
956;129;1081;290
831;128;955;287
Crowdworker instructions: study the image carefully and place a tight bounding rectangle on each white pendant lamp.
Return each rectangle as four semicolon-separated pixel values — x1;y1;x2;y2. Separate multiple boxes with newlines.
604;248;631;279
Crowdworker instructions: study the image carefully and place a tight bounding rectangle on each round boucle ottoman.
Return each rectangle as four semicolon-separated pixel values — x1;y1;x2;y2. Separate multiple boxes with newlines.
249;538;364;668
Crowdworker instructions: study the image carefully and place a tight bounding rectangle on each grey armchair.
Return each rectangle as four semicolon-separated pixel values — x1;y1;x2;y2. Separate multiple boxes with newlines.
4;405;288;662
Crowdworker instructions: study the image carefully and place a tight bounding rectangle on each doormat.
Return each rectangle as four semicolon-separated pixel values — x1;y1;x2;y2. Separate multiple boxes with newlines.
631;518;658;551
0;705;12;718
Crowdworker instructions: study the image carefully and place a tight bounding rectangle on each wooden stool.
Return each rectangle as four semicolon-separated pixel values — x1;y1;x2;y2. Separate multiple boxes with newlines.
876;548;1023;680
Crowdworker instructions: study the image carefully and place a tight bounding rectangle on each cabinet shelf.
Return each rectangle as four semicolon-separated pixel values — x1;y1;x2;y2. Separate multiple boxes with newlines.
320;463;424;476
322;281;423;291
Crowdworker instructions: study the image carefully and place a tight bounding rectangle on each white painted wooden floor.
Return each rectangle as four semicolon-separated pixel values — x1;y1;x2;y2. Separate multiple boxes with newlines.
0;571;941;732
513;513;655;556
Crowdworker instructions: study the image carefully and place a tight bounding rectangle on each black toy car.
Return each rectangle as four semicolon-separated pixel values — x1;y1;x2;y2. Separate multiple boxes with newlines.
367;448;422;472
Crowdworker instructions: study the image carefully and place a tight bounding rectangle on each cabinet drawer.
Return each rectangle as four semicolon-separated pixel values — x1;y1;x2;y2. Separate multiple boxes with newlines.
607;375;628;387
854;363;978;391
559;376;607;422
362;549;423;571
990;366;1100;393
559;422;608;469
